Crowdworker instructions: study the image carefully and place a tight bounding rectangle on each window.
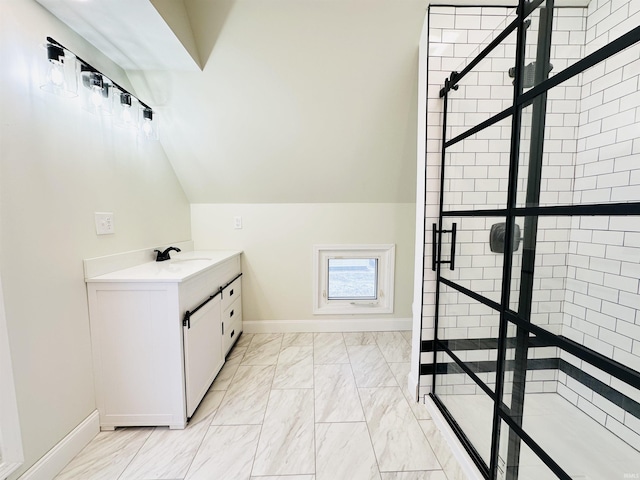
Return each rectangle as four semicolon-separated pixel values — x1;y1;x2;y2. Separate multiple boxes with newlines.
313;244;395;314
328;258;377;300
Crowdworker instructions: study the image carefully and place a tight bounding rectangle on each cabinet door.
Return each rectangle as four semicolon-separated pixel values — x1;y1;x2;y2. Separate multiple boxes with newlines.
183;295;223;417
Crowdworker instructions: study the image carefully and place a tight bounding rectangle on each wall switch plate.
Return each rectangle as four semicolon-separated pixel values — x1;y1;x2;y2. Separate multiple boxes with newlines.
95;212;115;235
234;216;243;229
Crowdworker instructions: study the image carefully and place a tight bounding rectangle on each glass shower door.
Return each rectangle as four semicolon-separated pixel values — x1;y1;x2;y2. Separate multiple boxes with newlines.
427;1;640;478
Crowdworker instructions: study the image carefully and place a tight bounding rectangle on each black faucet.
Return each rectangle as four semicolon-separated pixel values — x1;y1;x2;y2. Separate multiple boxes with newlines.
154;246;181;262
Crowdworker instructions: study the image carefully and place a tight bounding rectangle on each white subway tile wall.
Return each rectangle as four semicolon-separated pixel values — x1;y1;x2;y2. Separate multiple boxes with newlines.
422;1;640;451
559;0;640;450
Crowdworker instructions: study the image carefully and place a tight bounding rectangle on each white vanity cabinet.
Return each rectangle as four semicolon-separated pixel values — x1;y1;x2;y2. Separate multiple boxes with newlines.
85;251;242;430
222;275;242;355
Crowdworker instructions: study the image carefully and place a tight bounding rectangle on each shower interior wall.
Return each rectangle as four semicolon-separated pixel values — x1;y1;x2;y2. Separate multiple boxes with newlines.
422;0;640;452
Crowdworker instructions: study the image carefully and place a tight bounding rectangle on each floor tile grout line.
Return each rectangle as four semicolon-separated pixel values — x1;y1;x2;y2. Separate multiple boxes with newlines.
249;333;283;477
247;418;266;480
219;334;249;384
344;332;388;478
113;427;155;480
241;332;283;367
209;340;246;425
189;337;253;478
380;342;447;474
352;370;384;478
312;336;317;478
352;337;402;390
180;421;217;480
377;334;447;475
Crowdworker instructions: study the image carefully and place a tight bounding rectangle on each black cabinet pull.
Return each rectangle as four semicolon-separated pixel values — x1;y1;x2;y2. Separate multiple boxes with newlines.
231;329;235;339
230;289;234;296
230;310;234;318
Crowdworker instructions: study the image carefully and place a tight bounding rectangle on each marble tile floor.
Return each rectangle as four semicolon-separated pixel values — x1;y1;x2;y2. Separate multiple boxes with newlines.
55;331;467;480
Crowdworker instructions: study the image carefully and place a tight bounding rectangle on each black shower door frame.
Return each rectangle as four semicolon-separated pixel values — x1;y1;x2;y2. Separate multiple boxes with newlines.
427;1;640;479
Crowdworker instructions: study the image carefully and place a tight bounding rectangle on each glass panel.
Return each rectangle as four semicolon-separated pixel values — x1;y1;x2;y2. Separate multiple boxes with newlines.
499;321;519;412
497;419;562;480
500;326;561;419
509;214;640;367
565;214;640;364
437;283;501;393
516;42;640;208
327;258;377;300
440;216;505;304
521;1;587;92
509;215;569;334
435;350;495;466
499;336;640;479
526;0;639;94
443;116;512;211
446;25;517;135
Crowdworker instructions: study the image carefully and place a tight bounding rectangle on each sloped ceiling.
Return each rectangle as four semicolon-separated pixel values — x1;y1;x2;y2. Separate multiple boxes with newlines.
35;0;431;204
34;0;201;70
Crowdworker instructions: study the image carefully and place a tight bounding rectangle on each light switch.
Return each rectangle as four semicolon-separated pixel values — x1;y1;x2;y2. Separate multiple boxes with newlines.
234;216;243;229
95;212;115;235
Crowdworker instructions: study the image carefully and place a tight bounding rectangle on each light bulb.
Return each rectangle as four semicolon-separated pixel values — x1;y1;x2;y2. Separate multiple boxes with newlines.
49;62;64;86
41;41;78;98
142;119;153;136
122;106;132;123
91;88;103;107
140;107;155;138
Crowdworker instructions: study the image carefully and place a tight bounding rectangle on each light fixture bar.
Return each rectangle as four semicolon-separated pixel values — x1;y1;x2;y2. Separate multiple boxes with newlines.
46;36;153;113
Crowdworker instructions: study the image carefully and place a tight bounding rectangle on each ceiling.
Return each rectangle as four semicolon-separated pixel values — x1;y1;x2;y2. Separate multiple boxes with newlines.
29;0;435;204
34;0;201;71
30;0;592;205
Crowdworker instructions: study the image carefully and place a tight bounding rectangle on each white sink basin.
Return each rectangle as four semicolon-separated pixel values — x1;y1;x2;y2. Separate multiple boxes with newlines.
85;250;242;283
170;257;212;264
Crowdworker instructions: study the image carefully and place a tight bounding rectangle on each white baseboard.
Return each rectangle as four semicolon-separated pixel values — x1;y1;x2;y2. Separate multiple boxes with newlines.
18;410;99;480
243;317;412;333
422;396;484;480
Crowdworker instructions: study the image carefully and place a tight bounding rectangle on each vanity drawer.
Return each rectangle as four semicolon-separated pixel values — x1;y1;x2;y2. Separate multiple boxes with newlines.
222;299;243;354
221;276;242;311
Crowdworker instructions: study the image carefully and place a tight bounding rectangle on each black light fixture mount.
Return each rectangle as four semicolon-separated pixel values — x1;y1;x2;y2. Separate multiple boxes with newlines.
44;36;155;135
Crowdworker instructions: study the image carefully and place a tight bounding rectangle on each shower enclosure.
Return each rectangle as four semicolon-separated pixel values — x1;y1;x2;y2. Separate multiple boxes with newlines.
420;1;640;478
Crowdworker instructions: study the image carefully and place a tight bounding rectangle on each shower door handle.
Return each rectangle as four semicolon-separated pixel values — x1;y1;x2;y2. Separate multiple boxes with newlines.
450;222;457;270
432;224;437;271
432;222;457;272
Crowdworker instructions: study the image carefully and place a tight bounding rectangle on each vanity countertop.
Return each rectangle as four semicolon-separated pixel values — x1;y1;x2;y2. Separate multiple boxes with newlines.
85;250;242;283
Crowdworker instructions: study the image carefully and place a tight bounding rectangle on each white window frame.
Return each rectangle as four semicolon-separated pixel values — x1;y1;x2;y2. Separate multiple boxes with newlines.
313;244;395;315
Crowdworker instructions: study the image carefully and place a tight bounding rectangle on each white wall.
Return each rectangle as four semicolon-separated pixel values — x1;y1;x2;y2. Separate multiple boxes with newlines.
173;0;426;330
0;1;191;477
559;0;640;449
192;203;415;326
157;0;426;204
